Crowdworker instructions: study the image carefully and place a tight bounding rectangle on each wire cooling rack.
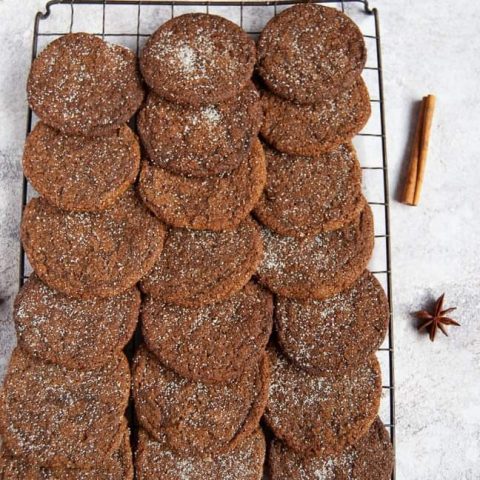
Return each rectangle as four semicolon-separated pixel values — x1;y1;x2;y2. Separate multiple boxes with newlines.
21;1;395;478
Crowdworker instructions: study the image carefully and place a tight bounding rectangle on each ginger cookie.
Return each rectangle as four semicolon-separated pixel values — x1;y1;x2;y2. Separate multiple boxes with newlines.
0;349;130;469
23;123;140;212
13;274;140;370
275;270;389;377
0;422;134;479
260;78;371;156
138;139;266;231
254;143;364;238
140;13;255;106
257;4;366;104
269;418;394;480
257;205;374;300
136;428;265;480
132;346;270;455
139;217;263;307
264;347;381;456
27;33;144;136
138;83;262;178
21;189;166;299
141;281;273;383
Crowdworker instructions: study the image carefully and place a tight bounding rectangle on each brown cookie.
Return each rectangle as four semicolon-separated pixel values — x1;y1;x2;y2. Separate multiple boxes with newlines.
138;139;266;231
140;13;255;106
132;346;270;455
21;189;166;299
27;33;144;136
269;418;394;480
0;349;130;469
254;143;364;238
139;217;263;307
136;428;265;480
0;422;134;479
260;77;371;156
13;274;140;370
275;270;389;377
138;83;262;178
23;123;141;212
257;205;374;300
257;4;366;104
264;347;382;456
141;281;273;383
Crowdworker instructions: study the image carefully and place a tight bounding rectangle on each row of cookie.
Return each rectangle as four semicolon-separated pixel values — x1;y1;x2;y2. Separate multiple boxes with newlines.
23;107;265;232
256;3;370;158
0;349;132;477
254;3;370;238
137;13;265;237
139;12;257;175
0;33;147;477
130;224;268;476
24;32;145;214
253;212;393;477
131;14;272;476
252;4;394;478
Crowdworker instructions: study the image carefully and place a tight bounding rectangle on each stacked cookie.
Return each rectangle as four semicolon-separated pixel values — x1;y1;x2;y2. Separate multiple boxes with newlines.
0;4;396;479
133;13;270;479
137;13;266;232
254;4;394;479
0;33;160;478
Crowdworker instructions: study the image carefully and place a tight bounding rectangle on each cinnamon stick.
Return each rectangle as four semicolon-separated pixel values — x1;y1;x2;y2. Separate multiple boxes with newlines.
401;94;436;206
413;94;436;205
402;99;425;204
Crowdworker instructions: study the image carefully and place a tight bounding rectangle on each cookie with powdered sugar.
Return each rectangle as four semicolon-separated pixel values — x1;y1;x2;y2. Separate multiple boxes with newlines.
23;122;140;212
257;205;374;300
138;139;266;231
264;346;382;456
140;217;263;307
141;281;273;383
140;13;255;105
260;77;371;156
21;189;166;299
132;346;270;455
0;420;133;479
27;33;144;136
257;4;366;104
269;418;394;480
254;143;364;238
136;428;265;480
14;274;140;370
275;270;389;377
138;83;262;178
0;349;130;469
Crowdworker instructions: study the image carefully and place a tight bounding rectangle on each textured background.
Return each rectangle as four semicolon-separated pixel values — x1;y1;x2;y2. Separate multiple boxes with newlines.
0;1;479;479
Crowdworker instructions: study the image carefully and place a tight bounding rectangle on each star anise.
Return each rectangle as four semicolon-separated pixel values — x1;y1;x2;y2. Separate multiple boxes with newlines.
416;293;460;341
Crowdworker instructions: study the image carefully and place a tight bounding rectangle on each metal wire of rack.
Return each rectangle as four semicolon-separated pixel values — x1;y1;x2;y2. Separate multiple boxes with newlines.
20;1;395;478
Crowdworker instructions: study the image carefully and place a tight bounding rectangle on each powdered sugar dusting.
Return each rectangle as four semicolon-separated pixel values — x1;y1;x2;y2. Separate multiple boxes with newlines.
176;44;197;73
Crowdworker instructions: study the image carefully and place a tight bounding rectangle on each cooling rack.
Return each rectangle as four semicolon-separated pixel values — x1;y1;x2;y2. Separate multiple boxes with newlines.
20;1;396;478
